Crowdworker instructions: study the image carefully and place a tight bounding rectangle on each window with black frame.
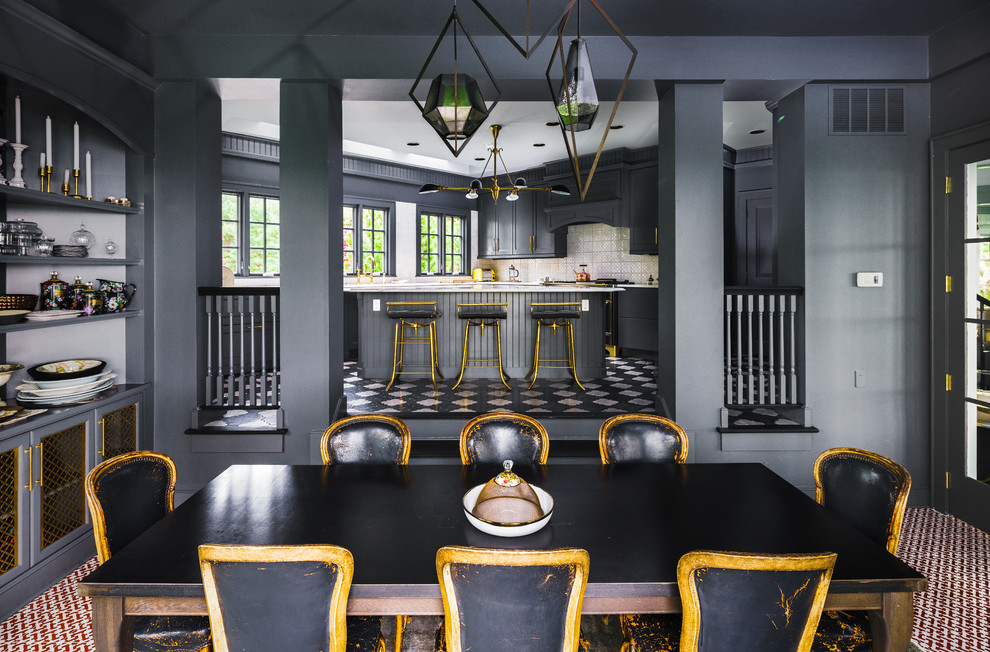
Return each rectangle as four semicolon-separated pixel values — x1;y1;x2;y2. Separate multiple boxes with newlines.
343;201;391;275
221;190;281;276
419;210;466;275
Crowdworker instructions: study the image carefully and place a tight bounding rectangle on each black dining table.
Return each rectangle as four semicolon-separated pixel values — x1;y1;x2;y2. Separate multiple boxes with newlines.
77;462;926;652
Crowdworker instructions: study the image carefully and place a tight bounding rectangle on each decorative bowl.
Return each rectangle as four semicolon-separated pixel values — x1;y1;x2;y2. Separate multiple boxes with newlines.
27;359;106;381
0;310;30;325
462;483;554;537
0;294;38;311
0;364;24;387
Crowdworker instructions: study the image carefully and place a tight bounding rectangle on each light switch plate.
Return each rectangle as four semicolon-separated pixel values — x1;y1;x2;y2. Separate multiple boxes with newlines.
581;299;589;311
856;272;883;287
372;299;381;311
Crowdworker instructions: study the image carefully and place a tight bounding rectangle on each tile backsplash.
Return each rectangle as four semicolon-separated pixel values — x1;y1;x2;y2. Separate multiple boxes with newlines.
479;223;658;284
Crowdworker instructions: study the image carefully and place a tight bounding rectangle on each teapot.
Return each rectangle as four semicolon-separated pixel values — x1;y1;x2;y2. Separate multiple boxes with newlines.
98;279;136;313
573;265;590;282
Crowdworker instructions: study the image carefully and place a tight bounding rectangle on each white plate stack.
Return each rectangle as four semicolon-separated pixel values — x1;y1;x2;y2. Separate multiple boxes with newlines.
16;371;117;405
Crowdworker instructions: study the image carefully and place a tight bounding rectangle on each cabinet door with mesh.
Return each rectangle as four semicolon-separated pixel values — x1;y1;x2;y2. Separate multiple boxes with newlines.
0;434;30;586
31;419;89;563
97;401;138;462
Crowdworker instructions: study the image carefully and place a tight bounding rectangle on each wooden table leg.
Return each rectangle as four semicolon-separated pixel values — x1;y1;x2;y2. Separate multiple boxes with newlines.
90;596;124;652
868;591;914;652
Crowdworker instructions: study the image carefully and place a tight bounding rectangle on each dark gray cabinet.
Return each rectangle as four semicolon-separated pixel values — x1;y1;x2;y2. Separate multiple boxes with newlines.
477;179;565;259
617;287;659;356
627;165;659;254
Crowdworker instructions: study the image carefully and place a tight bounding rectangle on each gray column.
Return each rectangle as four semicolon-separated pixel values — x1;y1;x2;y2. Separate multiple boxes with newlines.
279;81;344;457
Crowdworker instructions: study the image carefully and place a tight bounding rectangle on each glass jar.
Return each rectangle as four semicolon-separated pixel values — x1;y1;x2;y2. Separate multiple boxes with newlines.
10;219;42;256
81;282;103;316
34;236;55;256
69;222;95;250
40;271;70;311
68;276;87;310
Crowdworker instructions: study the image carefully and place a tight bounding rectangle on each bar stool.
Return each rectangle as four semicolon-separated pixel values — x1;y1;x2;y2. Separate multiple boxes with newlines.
526;301;585;390
453;302;511;390
386;301;443;391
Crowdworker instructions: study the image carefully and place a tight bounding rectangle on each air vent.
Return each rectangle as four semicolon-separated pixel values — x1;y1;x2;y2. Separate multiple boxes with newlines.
830;87;905;135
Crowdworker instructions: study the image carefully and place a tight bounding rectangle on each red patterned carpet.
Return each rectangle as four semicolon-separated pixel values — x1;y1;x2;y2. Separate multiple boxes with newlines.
0;508;987;651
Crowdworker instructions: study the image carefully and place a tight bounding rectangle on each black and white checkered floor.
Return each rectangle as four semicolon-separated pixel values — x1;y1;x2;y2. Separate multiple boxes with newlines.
343;357;659;415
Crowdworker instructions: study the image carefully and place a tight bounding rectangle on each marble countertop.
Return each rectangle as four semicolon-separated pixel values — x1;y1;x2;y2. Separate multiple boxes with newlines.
344;281;621;293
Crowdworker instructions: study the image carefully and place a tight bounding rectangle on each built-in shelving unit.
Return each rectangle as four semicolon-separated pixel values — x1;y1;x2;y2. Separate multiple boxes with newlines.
0;255;141;265
0;310;140;334
0;185;140;214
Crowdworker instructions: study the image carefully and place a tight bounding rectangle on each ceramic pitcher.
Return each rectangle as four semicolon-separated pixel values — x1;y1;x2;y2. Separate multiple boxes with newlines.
97;279;136;313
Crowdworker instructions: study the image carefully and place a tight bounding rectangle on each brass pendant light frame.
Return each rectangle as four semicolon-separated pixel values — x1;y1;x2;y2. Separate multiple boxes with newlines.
545;0;636;201
410;6;501;158
470;0;573;59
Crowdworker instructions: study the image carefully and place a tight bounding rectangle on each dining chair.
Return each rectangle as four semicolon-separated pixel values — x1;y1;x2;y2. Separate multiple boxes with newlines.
85;451;212;652
321;414;406;652
320;414;411;465
198;543;382;652
434;546;590;652
598;414;689;464
811;447;912;652
621;550;837;652
459;412;549;465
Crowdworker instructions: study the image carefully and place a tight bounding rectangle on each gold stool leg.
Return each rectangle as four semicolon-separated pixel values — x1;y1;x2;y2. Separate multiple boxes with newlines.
431;320;445;380
527;322;543;389
427;322;438;391
495;321;511;389
567;321;586;390
386;320;402;391
394;615;411;652
452;320;471;389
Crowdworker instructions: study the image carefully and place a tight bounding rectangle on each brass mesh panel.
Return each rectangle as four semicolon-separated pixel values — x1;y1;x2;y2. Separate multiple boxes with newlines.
40;423;87;549
101;403;137;460
0;448;17;576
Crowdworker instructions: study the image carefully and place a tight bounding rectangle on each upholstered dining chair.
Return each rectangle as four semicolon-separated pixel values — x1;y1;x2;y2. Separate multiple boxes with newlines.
320;414;406;652
811;447;912;652
459;412;549;465
198;543;382;652
320;414;411;465
85;451;212;652
434;546;590;652
598;414;689;464
621;550;837;652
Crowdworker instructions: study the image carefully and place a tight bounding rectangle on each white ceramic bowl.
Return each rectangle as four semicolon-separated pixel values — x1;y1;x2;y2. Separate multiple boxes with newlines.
0;364;24;388
462;483;554;537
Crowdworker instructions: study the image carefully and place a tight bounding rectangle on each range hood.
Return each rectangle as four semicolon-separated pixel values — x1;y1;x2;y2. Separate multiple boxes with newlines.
544;199;623;231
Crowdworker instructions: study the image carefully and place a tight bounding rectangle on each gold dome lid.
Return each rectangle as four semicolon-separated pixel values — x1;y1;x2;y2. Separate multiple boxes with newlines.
472;460;544;524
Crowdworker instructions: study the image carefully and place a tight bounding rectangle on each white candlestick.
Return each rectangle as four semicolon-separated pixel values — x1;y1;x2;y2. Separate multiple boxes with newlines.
45;116;52;167
40;152;45;169
63;168;69;185
73;122;80;170
14;96;21;143
85;151;92;198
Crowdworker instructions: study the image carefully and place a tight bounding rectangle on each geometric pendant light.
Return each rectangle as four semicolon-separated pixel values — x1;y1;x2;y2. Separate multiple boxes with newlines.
410;5;501;157
470;0;573;59
546;0;636;201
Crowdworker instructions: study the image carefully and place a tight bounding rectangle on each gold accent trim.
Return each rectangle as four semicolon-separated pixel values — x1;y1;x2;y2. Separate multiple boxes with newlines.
36;442;43;488
946;275;952;293
24;446;32;491
598;414;689;464
945;176;952;194
319;414;412;466
85;451;177;564
435;546;589;652
677;550;836;652
946;471;951;489
99;417;106;457
813;447;912;555
459;412;550;464
199;544;354;652
946;373;952;391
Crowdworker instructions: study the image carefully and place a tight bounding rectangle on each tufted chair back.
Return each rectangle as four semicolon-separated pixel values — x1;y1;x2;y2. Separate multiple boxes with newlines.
85;451;176;564
598;414;689;464
320;414;411;465
436;546;589;652
677;550;836;652
814;447;912;554
459;412;549;465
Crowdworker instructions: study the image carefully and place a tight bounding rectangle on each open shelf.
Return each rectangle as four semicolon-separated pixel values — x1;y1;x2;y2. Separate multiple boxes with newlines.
0;185;140;214
0;310;140;334
0;255;141;265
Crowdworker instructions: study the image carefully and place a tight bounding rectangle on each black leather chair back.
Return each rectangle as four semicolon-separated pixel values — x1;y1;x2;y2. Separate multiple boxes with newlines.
436;546;589;652
459;412;549;464
814;447;912;554
598;414;689;463
678;550;836;652
85;451;176;563
199;544;353;652
321;414;411;465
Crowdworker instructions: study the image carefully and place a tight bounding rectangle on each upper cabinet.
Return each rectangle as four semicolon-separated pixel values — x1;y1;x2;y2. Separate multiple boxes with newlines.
477;169;566;259
626;164;659;255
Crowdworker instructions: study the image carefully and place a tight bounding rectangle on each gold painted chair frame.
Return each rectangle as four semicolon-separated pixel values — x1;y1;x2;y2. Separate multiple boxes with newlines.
598;414;690;464
386;301;443;391
459;412;550;465
677;550;837;652
526;302;585;390
319;414;412;466
453;302;511;390
435;546;590;652
198;544;354;652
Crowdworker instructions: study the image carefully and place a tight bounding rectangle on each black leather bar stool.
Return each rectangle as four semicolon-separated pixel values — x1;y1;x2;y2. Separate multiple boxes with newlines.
386;301;443;391
453;302;511;390
526;301;585;390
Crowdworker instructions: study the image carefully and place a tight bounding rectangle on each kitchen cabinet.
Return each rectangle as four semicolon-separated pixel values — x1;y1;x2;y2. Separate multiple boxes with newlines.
95;394;140;462
617;286;659;356
627;164;659;255
477;177;565;259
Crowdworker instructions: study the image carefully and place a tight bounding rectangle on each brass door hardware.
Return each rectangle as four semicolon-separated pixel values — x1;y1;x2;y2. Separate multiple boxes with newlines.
24;446;33;491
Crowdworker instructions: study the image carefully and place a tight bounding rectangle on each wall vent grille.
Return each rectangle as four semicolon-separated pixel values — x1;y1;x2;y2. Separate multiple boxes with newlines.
830;87;905;135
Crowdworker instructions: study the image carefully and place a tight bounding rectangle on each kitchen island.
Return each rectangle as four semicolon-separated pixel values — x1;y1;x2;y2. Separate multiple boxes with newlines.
345;282;618;382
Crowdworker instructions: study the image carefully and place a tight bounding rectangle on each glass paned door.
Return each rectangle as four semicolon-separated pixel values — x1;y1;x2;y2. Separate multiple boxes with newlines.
963;158;990;486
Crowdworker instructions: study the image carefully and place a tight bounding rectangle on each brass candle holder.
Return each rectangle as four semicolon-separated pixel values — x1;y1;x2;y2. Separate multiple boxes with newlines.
71;169;83;199
40;165;53;193
62;182;69;196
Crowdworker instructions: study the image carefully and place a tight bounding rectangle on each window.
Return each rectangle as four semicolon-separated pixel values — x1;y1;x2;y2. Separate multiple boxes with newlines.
343;201;391;275
220;191;281;276
418;210;466;275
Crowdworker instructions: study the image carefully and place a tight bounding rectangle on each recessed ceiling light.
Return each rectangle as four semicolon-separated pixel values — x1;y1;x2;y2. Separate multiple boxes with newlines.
609;124;624;130
407;142;420;146
748;129;766;135
545;121;560;127
475;157;485;161
533;143;546;147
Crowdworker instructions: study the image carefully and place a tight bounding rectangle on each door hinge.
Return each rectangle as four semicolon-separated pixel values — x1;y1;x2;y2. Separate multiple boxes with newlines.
946;471;951;489
946;373;952;391
945;176;952;194
946;275;952;293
